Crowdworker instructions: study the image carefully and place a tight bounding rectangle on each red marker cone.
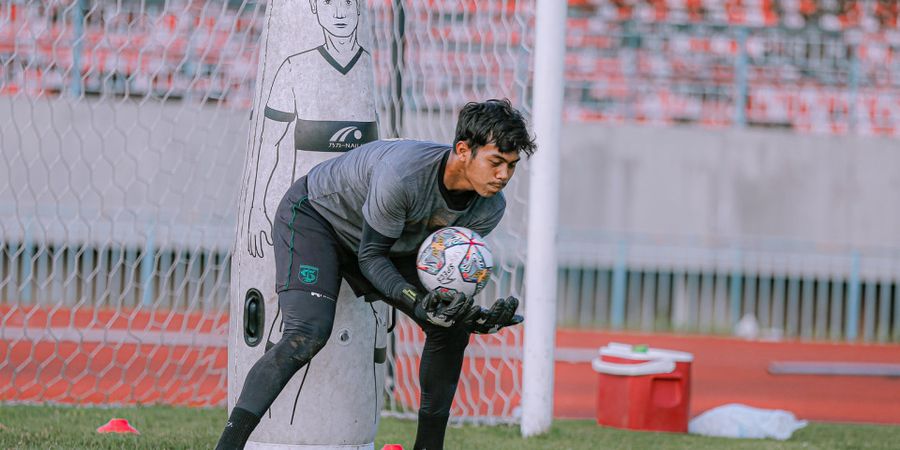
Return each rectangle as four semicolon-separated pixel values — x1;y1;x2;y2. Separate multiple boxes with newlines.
97;418;140;434
381;445;404;450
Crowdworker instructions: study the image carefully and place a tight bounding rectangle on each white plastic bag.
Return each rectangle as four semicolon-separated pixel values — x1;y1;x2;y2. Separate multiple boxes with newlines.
688;403;808;440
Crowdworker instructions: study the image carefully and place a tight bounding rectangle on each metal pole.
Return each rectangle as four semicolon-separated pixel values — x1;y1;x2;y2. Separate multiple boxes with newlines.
848;42;859;134
140;224;155;306
610;241;627;329
845;252;860;340
730;248;743;325
70;0;87;97
21;221;33;304
389;0;406;138
733;28;748;127
522;0;566;438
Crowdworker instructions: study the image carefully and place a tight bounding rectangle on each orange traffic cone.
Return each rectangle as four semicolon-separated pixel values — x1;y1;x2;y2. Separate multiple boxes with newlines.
97;418;140;434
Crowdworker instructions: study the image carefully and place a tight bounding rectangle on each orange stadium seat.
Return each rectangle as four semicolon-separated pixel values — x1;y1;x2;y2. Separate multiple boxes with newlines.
2;0;899;137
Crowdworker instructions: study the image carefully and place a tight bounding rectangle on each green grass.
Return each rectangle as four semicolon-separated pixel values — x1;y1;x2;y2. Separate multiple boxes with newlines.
0;404;897;449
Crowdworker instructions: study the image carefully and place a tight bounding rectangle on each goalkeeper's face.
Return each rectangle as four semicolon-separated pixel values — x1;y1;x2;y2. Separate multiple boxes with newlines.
462;143;519;198
311;0;360;39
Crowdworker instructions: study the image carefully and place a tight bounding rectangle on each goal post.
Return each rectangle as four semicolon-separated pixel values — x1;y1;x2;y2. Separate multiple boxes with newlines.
522;0;566;438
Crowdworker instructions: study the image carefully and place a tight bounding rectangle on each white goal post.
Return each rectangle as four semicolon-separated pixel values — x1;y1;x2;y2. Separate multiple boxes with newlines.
522;0;565;438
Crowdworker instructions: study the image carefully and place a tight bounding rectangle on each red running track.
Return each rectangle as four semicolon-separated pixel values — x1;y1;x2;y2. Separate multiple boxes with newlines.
555;330;900;424
0;305;228;406
2;305;898;423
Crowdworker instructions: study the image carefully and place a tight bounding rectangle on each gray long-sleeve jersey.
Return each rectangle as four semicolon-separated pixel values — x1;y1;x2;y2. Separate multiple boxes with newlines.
306;139;506;257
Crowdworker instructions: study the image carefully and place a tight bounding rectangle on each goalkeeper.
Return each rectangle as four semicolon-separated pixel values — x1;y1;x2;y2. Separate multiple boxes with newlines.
216;99;536;450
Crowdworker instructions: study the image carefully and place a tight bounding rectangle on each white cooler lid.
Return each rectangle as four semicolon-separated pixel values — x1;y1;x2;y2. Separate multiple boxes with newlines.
592;358;676;376
599;342;694;362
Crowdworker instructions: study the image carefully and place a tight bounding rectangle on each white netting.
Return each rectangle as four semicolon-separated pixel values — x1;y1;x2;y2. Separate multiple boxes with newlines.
368;1;534;423
0;0;264;406
0;0;534;422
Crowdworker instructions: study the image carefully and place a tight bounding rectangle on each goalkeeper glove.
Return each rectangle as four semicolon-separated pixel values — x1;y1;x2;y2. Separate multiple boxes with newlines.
406;288;476;328
467;296;524;334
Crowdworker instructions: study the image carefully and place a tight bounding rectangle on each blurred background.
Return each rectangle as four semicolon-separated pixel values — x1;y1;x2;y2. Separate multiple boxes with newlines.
1;0;898;429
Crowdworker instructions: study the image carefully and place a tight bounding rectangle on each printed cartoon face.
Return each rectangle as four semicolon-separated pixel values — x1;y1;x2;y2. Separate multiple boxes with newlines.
310;0;360;39
463;143;519;198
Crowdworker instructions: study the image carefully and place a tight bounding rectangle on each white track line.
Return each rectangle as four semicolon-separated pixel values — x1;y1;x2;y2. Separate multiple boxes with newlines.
1;327;600;363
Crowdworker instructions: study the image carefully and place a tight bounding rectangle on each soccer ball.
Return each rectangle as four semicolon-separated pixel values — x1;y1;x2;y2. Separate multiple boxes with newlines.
416;226;493;297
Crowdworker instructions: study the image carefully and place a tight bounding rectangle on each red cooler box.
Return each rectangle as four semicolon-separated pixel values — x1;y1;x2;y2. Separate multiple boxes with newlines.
591;342;693;432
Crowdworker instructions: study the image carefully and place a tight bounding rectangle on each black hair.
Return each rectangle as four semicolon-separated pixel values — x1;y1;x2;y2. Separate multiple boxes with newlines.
454;99;536;157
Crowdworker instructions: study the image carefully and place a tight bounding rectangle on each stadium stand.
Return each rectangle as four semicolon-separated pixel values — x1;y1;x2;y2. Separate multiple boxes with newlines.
1;0;898;134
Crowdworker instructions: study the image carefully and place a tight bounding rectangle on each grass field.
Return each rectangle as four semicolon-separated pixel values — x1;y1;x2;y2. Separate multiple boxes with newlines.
0;404;897;449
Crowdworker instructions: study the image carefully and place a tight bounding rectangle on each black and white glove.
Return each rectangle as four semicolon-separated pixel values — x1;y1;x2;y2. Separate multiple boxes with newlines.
409;289;476;328
466;296;524;334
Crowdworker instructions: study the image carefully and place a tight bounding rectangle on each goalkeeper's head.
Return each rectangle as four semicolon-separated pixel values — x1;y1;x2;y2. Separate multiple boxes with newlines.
450;99;536;198
455;99;536;159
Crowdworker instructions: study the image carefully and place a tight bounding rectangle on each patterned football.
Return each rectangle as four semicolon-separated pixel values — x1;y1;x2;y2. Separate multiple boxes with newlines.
416;226;493;297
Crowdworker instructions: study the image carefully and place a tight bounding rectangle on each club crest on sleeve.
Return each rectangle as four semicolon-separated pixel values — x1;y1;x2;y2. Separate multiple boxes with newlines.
298;265;319;284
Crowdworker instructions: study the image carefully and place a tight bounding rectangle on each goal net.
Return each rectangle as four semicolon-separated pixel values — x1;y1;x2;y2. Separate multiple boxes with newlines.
368;0;534;424
0;0;534;424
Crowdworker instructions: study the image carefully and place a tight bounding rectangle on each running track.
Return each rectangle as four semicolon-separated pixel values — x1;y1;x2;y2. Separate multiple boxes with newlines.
1;305;898;424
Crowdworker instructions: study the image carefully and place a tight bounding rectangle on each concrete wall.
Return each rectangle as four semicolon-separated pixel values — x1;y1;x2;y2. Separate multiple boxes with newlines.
0;96;248;250
2;97;898;271
555;123;900;280
559;123;900;250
